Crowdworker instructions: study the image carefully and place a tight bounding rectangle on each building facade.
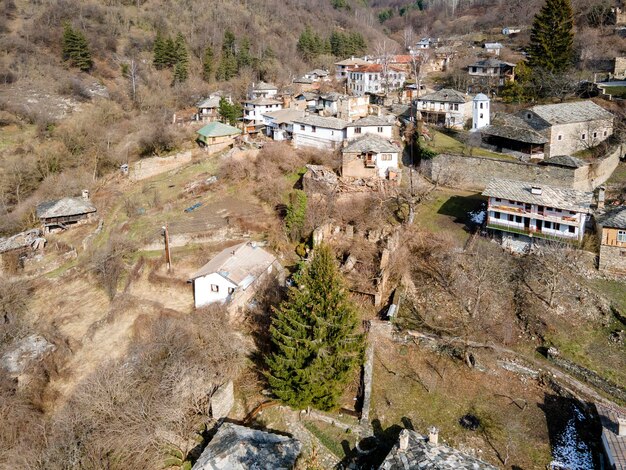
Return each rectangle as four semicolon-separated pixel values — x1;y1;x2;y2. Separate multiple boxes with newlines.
341;134;400;179
334;57;371;81
598;207;626;273
292;115;348;150
345;115;394;140
416;89;470;128
348;64;407;96
242;98;283;132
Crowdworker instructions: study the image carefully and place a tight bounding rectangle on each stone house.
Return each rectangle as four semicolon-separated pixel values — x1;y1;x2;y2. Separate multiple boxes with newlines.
341;133;400;179
292;115;349;150
194;95;222;122
0;229;45;274
196;121;242;153
188;242;279;310
416;88;470;129
483;42;503;56
248;81;278;99
242;97;283;133
597;206;626;273
481;113;549;158
345;115;394;140
482;178;593;245
36;191;97;233
468;58;516;90
614;57;626;79
262;108;306;141
334;57;371;81
303;69;330;81
293;91;319;111
519;100;614;157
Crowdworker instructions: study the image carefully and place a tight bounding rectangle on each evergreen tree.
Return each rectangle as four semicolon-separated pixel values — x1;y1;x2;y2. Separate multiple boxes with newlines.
265;245;364;411
218;97;242;126
527;0;574;73
153;31;168;69
237;37;253;70
202;45;215;82
164;37;177;68
62;23;93;71
171;33;188;83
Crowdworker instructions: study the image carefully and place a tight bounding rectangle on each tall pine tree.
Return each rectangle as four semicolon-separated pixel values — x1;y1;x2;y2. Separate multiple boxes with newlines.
527;0;574;73
265;245;364;411
172;33;189;84
202;45;214;82
62;23;93;72
153;31;168;69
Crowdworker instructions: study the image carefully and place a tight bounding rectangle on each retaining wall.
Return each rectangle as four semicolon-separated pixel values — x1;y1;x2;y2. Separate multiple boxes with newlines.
131;150;194;181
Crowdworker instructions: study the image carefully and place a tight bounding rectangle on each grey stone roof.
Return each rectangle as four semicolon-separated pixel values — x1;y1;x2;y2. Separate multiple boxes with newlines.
293;77;314;84
335;57;370;66
320;92;344;102
343;134;401;154
242;98;282;106
379;430;497;470
253;81;278;91
293;115;349;130
598;206;626;229
346;115;393;127
296;92;319;101
418;88;467;104
470;58;516;68
0;229;42;254
527;100;613;125
36;197;97;219
481;114;548;144
541;155;587;168
262;108;306;124
482;179;594;213
197;96;221;109
595;403;626;470
308;69;329;76
484;42;503;49
191;422;301;470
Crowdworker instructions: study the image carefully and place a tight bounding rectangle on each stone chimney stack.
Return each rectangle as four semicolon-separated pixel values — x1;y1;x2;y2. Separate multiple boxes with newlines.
597;186;606;210
398;429;410;451
428;426;439;446
82;189;90;200
618;417;626;437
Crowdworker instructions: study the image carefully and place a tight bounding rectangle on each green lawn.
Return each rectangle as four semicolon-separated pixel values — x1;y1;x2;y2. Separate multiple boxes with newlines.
424;129;515;160
600;86;626;99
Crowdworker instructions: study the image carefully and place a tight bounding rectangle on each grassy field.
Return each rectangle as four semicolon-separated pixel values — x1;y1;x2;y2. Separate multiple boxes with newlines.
0;123;36;151
424;129;516;160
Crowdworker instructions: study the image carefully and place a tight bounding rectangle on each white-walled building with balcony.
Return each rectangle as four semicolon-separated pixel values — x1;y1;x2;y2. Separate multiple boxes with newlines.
482;179;593;244
347;64;407;96
415;89;471;129
345;115;394;140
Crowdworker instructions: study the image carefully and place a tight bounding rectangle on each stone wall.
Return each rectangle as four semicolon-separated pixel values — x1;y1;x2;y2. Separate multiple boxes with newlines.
599;244;626;273
421;144;623;191
131;150;194;181
614;57;626;78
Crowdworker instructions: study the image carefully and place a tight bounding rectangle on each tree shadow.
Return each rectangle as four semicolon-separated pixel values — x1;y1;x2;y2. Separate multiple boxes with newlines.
437;194;485;227
336;418;405;468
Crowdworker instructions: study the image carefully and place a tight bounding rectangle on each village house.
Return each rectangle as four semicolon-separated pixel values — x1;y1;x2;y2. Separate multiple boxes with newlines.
595;403;626;470
292;115;349;150
348;64;407;96
502;26;522;35
36;191;97;233
262;108;306;141
483;42;503;56
415;88;471;128
292;76;317;92
480;113;549;158
410;37;435;51
519;100;614;157
192;422;301;470
0;229;45;274
341;133;400;179
242;97;283;133
194;95;223;122
468;58;516;90
293;91;319;111
196;121;242;153
319;93;370;121
188;241;279;310
379;428;497;470
334;57;371;81
431;47;456;72
248;81;278;99
345;115;394;140
482;179;593;245
597;206;626;273
303;69;330;81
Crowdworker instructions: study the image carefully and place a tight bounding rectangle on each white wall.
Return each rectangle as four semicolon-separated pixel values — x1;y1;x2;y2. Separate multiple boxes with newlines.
193;272;237;308
346;124;393;140
375;151;399;177
293;124;346;150
244;103;283;122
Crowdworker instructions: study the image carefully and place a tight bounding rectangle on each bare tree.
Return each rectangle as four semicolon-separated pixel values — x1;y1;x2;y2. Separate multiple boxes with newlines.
375;40;397;95
403;25;415;51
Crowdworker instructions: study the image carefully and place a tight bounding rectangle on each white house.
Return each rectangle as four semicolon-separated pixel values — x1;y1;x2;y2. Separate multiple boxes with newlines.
472;93;491;131
345;115;394;140
483;42;503;56
416;89;471;129
242;98;283;133
502;27;521;35
482;179;593;245
262;108;306;141
334;57;371;81
304;69;330;81
188;242;278;309
249;81;278;99
348;64;407;96
292;115;348;150
342;134;401;179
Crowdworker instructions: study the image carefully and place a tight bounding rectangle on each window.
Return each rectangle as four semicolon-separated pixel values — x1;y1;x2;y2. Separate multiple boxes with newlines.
355;127;362;134
618;230;626;242
568;225;575;233
381;154;392;161
508;214;514;221
227;287;235;295
554;223;560;231
570;210;576;215
526;113;531;120
593;132;597;139
479;113;484;119
554;209;561;213
493;211;501;219
557;135;563;141
604;130;608;137
621;250;626;257
311;126;316;133
581;133;586;140
515;216;523;223
377;127;383;132
453;104;459;111
495;198;501;202
544;221;552;229
211;284;219;292
300;125;305;131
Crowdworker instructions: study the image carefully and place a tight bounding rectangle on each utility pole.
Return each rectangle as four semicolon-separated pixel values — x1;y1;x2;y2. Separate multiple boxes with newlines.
162;224;171;271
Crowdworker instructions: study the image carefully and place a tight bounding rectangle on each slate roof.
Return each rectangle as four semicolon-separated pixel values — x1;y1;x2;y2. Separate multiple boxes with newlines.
242;97;283;106
262;108;306;125
191;422;301;470
484;42;503;49
541;155;587;168
470;58;516;68
482;179;594;213
418;88;467;104
346;115;393;127
379;430;497;470
320;92;344;102
197;96;221;109
307;69;329;76
252;81;278;91
197;122;242;138
335;57;371;66
481;114;548;144
189;242;277;286
343;134;400;154
295;92;319;101
526;100;613;125
595;403;626;470
0;229;42;254
598;206;626;229
293;77;314;84
293;115;349;130
36;197;97;219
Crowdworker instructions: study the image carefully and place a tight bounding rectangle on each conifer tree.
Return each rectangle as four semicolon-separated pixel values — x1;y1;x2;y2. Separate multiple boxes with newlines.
237;37;253;70
527;0;574;73
62;23;93;71
171;33;188;84
164;37;177;68
153;31;167;69
202;45;214;82
265;245;364;411
218;97;242;126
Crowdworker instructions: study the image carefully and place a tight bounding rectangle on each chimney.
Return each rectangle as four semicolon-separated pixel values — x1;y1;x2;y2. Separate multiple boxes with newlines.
428;426;439;446
82;189;90;200
531;186;542;195
597;186;606;210
398;429;410;452
618;417;626;437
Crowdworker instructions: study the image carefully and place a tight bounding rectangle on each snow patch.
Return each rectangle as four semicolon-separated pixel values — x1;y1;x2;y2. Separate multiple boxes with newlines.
550;407;593;470
468;210;486;225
